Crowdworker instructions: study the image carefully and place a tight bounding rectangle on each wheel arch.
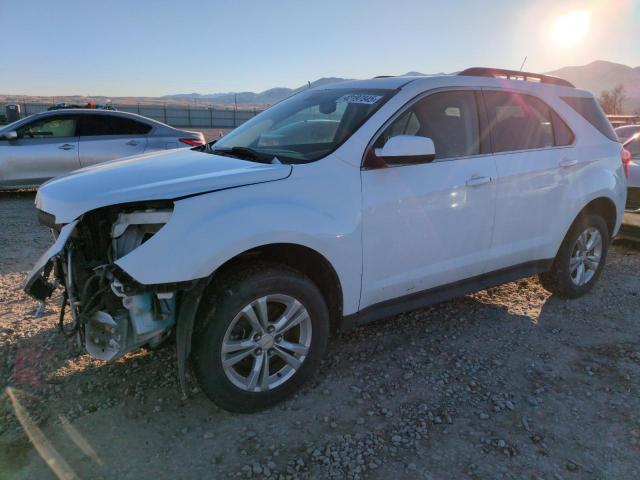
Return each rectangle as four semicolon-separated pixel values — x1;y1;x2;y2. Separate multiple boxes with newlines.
575;196;617;238
211;243;344;333
548;195;618;266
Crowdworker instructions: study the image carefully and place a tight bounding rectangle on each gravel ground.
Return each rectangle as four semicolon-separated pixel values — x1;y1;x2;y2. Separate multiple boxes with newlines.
1;192;640;480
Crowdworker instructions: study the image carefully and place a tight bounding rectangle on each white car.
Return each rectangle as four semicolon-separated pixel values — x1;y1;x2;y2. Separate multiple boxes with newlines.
25;68;627;412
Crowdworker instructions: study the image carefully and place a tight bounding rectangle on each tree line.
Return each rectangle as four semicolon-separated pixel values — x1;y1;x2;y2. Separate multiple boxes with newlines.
598;85;627;115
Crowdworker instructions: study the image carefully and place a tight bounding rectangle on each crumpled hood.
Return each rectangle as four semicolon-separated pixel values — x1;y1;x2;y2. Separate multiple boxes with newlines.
36;148;292;224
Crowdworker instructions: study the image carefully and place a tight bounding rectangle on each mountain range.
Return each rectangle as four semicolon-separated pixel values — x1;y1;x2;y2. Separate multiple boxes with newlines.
162;61;640;112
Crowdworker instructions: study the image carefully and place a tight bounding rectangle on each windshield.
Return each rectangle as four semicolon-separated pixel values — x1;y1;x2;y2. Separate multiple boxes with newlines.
211;88;394;163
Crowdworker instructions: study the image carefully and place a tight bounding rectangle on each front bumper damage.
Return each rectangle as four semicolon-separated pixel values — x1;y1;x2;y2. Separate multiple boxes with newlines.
24;208;204;396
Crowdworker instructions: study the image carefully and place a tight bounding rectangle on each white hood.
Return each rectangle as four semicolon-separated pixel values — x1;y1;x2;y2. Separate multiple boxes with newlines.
36;149;292;224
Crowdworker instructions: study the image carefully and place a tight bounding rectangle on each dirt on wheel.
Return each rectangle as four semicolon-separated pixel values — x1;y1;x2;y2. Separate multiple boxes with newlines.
1;192;640;479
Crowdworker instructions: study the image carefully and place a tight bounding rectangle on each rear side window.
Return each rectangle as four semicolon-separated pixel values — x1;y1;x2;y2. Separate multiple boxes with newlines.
483;91;554;152
561;96;618;141
79;115;152;136
375;90;480;159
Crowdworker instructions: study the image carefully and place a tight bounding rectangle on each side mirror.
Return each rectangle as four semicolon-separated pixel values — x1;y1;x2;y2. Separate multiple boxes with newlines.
1;130;18;140
374;135;436;165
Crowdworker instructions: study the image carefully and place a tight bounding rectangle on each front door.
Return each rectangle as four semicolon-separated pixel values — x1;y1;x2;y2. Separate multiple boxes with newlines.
0;115;80;186
360;90;497;309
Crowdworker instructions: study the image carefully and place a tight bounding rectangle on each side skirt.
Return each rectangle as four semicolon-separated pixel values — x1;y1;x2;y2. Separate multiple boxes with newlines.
340;259;553;331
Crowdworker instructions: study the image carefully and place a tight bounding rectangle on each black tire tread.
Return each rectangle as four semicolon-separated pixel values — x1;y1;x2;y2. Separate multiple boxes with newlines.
192;261;329;413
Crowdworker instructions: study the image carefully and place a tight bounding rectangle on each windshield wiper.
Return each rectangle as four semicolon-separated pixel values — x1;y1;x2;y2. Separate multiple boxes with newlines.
212;146;274;163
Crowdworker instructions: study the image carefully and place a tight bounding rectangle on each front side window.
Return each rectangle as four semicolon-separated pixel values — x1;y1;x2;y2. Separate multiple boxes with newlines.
17;116;77;139
374;91;481;159
79;115;152;136
212;88;394;163
484;91;554;152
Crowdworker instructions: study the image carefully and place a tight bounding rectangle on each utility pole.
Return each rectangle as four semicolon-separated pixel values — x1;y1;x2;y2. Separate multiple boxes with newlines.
234;94;238;127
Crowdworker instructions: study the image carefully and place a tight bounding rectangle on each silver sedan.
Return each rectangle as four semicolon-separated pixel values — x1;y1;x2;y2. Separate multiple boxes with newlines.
0;109;205;189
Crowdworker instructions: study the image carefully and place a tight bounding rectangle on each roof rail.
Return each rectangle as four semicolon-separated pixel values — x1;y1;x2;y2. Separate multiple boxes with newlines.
458;67;575;88
373;75;394;79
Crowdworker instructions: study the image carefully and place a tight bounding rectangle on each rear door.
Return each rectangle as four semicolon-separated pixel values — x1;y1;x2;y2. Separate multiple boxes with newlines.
0;115;80;186
482;90;576;270
78;114;150;166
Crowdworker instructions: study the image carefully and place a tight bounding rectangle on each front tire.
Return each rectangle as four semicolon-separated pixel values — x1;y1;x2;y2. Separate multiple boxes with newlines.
192;263;330;413
539;213;609;298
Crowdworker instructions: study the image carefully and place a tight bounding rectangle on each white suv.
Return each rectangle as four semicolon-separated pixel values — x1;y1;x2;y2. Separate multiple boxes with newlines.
25;68;628;412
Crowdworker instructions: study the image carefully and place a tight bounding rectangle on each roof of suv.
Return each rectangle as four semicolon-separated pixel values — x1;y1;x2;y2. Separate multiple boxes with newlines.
320;76;426;90
317;71;585;97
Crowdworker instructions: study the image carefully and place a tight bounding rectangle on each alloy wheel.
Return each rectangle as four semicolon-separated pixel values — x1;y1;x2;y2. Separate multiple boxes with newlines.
569;227;602;286
221;294;312;392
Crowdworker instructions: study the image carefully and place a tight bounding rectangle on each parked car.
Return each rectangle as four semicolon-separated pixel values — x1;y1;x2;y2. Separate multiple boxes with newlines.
48;102;116;111
0;109;205;189
617;126;640;240
616;124;640;143
25;68;627;412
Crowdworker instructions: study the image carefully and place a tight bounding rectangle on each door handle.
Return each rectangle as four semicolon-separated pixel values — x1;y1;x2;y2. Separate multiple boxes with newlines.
58;144;75;150
560;158;578;168
126;140;139;146
465;175;492;187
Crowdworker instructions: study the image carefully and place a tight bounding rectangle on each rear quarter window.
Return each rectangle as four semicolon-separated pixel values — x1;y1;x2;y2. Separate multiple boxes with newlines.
550;110;574;146
561;96;618;142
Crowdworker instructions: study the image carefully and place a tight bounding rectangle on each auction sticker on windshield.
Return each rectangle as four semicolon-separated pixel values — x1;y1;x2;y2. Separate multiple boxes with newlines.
336;94;383;104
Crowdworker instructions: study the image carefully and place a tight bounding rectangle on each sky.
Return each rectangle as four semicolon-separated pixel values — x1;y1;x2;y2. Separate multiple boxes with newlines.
0;0;639;97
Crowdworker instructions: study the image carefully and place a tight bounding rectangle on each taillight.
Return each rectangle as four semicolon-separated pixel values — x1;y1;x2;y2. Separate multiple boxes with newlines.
621;147;632;179
179;136;205;147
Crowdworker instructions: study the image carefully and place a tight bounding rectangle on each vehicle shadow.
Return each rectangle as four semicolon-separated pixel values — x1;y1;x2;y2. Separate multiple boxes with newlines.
3;279;625;479
6;288;549;400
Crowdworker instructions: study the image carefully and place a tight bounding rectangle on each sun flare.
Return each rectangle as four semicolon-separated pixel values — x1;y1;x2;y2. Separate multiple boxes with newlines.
551;10;591;46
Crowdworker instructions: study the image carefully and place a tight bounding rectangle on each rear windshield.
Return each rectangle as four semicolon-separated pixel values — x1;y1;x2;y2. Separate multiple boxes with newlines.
561;96;618;142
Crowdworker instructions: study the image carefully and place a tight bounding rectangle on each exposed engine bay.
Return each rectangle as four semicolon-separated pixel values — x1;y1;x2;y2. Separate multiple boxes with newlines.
38;204;185;362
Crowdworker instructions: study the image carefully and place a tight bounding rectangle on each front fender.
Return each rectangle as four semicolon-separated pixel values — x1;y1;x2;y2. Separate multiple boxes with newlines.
115;167;362;315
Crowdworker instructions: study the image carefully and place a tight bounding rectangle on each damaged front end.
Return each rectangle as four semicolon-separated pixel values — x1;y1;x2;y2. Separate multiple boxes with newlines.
25;202;203;392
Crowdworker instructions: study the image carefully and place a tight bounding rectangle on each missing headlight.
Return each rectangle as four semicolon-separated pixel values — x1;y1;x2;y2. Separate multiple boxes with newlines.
110;209;173;260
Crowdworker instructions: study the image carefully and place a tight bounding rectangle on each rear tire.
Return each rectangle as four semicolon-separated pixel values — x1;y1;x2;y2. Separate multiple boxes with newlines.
192;262;329;413
539;213;609;298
